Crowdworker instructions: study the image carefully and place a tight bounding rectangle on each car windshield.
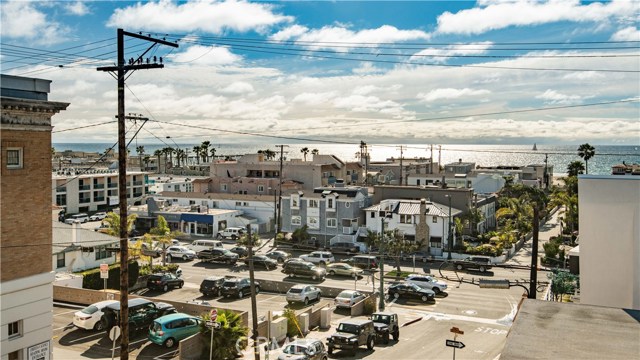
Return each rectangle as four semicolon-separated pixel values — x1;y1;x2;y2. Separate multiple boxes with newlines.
337;323;360;334
80;305;99;315
282;344;307;355
372;314;389;323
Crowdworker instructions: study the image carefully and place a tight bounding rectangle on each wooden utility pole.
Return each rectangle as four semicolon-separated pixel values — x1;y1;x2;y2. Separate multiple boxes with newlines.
246;225;260;360
274;145;287;246
397;145;405;185
97;29;177;360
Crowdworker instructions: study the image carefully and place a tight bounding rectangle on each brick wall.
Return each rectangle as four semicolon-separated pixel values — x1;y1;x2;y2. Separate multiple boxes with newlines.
1;128;53;282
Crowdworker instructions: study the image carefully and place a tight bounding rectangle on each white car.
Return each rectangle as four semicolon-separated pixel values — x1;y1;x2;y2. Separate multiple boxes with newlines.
217;227;245;240
89;212;108;221
334;290;365;309
286;284;322;306
65;213;89;224
405;274;448;295
166;246;196;261
73;300;118;331
300;251;335;265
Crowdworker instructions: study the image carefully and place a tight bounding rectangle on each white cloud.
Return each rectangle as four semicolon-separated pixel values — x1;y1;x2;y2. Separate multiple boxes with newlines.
611;26;640;41
411;42;493;63
168;45;241;65
437;0;638;35
107;0;292;33
220;82;254;95
418;88;491;102
292;91;338;105
562;71;605;80
0;1;68;44
66;1;90;16
270;24;431;51
353;62;386;75
535;89;583;104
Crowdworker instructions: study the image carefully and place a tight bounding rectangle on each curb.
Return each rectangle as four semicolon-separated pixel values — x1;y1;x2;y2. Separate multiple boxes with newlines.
401;317;422;327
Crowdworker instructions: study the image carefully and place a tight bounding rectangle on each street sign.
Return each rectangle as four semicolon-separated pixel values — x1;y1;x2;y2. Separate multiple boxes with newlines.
446;340;465;349
109;326;121;341
100;264;109;279
450;327;464;335
206;321;221;329
210;308;218;322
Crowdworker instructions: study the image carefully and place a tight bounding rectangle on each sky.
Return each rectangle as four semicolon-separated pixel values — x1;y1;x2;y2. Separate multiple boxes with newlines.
1;0;639;146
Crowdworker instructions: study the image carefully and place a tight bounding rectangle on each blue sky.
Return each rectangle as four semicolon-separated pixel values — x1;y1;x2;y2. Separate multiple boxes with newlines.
1;0;639;145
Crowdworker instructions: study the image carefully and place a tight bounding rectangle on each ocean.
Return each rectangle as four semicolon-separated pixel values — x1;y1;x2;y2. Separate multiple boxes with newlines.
53;143;640;176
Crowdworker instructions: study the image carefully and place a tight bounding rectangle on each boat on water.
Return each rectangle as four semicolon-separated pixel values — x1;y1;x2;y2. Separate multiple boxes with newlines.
533;143;537;151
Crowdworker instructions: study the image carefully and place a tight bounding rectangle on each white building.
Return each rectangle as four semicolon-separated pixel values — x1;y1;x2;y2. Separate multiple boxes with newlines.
52;222;119;273
147;175;208;194
578;175;640;310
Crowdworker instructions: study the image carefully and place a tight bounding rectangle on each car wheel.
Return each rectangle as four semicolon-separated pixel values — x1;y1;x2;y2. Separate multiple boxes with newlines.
304;297;309;305
367;336;375;350
238;291;244;299
393;330;400;341
393;292;400;299
164;338;176;348
479;266;487;273
329;270;336;276
328;347;334;355
232;235;237;240
255;286;260;294
383;332;390;344
432;287;441;295
179;282;184;289
163;285;168;292
456;264;463;271
216;234;222;239
422;258;428;263
319;261;326;266
94;320;105;331
316;293;321;301
312;274;318;281
421;295;428;302
278;258;284;264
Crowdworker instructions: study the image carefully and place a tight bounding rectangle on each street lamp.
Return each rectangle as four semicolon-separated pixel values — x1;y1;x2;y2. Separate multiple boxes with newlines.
446;195;452;260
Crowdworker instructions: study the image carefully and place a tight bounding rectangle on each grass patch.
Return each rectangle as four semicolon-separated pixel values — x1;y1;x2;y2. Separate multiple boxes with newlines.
385;270;412;278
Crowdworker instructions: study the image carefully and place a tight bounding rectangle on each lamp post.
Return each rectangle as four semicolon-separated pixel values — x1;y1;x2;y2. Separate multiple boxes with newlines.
446;195;452;260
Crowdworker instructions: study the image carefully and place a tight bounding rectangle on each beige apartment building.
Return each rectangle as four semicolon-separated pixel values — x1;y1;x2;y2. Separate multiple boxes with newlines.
1;75;68;360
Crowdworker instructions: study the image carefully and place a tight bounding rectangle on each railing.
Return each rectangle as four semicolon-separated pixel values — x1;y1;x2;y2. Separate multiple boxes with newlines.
108;183;117;188
79;198;91;204
93;184;104;189
93;197;105;202
133;181;143;186
79;185;91;190
56;187;66;192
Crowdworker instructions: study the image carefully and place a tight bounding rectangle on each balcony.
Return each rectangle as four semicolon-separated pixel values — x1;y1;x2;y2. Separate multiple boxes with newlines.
133;181;143;186
93;197;105;202
56;186;66;193
79;185;91;191
133;192;143;198
93;184;104;189
79;198;91;204
108;183;117;188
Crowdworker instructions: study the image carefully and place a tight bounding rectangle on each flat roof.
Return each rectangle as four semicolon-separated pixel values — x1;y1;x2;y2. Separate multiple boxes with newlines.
501;299;640;360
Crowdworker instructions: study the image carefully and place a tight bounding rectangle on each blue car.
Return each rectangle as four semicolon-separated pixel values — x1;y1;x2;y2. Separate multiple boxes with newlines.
148;313;201;348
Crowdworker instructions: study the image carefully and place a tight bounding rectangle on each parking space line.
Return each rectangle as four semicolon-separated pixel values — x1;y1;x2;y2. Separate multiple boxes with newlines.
53;309;79;316
258;295;282;303
154;349;179;359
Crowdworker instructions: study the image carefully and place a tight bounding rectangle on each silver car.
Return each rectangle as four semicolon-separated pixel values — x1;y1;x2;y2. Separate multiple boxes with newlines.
277;338;328;360
286;284;322;306
166;246;196;261
334;290;366;309
406;274;448;295
326;263;364;278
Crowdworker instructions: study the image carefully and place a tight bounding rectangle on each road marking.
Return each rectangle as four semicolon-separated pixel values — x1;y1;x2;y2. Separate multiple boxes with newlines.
154;349;179;359
258;295;282;303
54;309;80;316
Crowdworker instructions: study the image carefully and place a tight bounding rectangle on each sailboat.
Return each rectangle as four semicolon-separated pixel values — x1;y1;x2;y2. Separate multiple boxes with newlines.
533;143;537;151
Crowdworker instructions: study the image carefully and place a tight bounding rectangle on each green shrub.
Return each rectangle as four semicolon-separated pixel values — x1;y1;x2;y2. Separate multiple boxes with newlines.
465;244;502;257
283;308;302;338
139;263;179;276
79;262;139;290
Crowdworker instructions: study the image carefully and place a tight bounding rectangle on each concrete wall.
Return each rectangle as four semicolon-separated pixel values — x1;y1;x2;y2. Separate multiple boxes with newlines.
578;176;640;310
257;279;365;298
179;332;203;360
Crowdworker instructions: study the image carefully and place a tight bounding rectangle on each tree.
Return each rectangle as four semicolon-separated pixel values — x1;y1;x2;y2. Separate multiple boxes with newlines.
376;228;417;273
260;149;276;160
199;309;248;360
175;148;185;167
102;212;138;238
210;146;217;160
567;161;585;177
142;155;151;172
577;143;595;174
237;232;261;247
149;215;182;266
291;225;310;244
364;229;379;250
193;145;201;164
153;149;162;173
311;148;319;155
201;141;211;162
300;147;309;161
548;270;577;302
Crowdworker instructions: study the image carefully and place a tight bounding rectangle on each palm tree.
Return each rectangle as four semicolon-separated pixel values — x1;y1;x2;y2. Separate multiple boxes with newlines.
193;145;201;164
567;161;585;177
311;148;319;155
136;145;145;170
577;143;596;174
263;149;275;160
201;141;211;162
153;149;162;173
142;155;151;171
175;149;185;167
199;309;248;360
149;215;183;266
210;146;217;161
300;147;309;161
102;212;138;238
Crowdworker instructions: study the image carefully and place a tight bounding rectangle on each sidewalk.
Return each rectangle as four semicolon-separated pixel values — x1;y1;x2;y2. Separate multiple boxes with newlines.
506;207;563;267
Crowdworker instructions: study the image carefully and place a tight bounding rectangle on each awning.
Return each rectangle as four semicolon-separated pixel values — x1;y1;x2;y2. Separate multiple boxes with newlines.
180;213;214;224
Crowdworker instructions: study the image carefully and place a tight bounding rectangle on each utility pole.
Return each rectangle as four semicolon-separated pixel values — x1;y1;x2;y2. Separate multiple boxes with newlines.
397;145;405;185
379;215;386;311
543;153;549;190
446;195;453;260
274;145;287;247
246;225;260;360
97;29;177;360
429;144;434;174
438;145;442;174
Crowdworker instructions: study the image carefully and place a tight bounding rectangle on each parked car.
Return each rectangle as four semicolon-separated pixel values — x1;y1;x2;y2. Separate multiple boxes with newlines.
281;261;326;281
73;300;118;331
329;242;360;255
229;246;248;258
401;251;430;263
65;213;89;224
344;255;378;270
94;222;110;233
147;273;184;292
220;277;260;299
166;246;196;261
266;250;291;263
327;319;376;355
371;312;400;344
286;284;322;305
89;212;108;221
140;242;162;258
199;275;226;297
244;255;278;270
148;313;201;348
196;248;238;265
189;239;223;253
291;239;319;251
387;283;435;303
326;263;364;278
405;274;448;295
451;256;493;273
101;299;176;332
277;338;328;360
300;251;335;265
217;227;245;240
334;290;366;309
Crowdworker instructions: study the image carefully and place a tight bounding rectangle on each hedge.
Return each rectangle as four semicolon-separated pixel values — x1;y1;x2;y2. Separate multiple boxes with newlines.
79;262;139;290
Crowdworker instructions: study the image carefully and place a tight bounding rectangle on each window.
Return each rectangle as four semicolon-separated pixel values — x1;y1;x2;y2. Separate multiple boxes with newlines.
400;214;412;224
236;201;242;206
258;185;264;192
308;199;319;208
95;246;109;260
432;217;438;223
429;236;442;249
370;212;375;218
243;202;249;206
8;320;21;339
221;184;227;191
7;148;23;169
291;216;301;225
174;185;180;191
189;200;196;205
8;350;21;360
307;216;319;229
56;194;67;206
344;202;350;208
326;197;335;210
327;218;337;227
291;195;299;209
56;252;65;268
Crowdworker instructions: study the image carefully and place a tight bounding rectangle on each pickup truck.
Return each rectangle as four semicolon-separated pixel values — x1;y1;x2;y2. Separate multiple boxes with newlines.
196;248;238;265
451;256;492;273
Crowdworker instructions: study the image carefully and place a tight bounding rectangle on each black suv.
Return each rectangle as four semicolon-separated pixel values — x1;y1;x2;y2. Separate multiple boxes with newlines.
196;248;239;265
371;312;400;344
345;255;379;270
220;277;260;299
327;319;376;355
452;256;493;273
199;275;225;297
101;299;176;332
244;255;278;270
281;261;326;281
147;273;184;292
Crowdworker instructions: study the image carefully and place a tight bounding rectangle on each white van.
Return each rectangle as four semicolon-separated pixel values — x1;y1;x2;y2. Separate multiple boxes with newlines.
189;240;224;253
65;213;89;224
